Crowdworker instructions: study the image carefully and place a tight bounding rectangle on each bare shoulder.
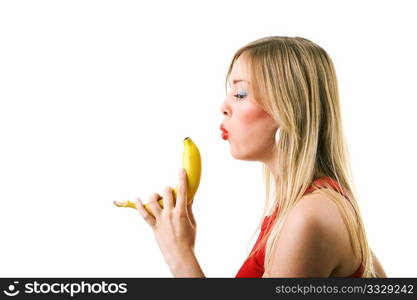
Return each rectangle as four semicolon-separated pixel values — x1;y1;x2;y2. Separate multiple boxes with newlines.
263;191;352;277
295;191;346;228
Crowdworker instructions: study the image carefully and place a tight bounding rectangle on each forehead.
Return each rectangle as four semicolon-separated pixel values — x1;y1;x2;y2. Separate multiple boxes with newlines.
229;55;251;84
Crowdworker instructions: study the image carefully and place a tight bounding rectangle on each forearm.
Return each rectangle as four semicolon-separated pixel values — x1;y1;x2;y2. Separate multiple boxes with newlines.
168;249;205;278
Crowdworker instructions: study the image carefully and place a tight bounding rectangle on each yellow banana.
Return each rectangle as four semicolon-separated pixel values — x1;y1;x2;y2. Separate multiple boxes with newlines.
113;137;202;216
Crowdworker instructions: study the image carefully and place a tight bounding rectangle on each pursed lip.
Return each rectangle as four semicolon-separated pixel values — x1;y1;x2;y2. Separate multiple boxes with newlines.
220;124;229;134
220;124;229;140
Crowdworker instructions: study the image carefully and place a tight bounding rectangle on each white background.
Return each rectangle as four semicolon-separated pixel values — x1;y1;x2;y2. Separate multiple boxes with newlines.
1;0;416;277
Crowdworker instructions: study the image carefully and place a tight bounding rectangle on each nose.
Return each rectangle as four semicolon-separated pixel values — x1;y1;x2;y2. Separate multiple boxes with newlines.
220;97;231;116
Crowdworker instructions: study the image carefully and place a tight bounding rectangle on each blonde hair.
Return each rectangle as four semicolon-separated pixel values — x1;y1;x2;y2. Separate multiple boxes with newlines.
225;36;377;277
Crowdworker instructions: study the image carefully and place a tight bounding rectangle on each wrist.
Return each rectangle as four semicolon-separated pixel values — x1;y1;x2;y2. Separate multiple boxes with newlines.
168;248;205;278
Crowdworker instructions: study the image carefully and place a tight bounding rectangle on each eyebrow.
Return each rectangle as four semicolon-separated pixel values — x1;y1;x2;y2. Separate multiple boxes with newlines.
229;79;250;86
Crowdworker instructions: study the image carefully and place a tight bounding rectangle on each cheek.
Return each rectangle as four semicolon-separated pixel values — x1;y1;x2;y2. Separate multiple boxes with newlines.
242;107;270;124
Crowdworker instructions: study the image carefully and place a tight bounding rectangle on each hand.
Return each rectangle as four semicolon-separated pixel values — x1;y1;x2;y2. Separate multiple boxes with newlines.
135;168;197;269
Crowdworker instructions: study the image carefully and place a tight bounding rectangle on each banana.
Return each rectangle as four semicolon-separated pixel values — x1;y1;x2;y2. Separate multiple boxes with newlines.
113;137;202;216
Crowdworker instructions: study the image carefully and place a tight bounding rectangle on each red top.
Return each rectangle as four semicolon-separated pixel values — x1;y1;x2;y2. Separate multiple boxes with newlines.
235;177;364;278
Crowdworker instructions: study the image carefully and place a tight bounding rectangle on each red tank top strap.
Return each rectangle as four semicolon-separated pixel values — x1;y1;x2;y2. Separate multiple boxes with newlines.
304;177;349;199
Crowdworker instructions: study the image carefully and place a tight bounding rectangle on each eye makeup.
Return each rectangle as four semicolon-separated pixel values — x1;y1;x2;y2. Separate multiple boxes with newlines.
234;89;248;100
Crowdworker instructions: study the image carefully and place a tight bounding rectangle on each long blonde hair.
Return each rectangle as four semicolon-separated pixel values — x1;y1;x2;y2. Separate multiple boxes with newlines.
225;36;377;277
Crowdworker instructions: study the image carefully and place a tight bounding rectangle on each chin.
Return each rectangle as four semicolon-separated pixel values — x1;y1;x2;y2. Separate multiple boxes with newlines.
230;147;243;160
230;147;258;161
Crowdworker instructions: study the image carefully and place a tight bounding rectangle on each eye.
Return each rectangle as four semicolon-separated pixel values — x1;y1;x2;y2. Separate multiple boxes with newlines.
233;90;248;100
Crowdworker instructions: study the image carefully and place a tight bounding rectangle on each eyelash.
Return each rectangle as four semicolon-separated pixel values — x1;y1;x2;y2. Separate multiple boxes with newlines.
233;90;247;100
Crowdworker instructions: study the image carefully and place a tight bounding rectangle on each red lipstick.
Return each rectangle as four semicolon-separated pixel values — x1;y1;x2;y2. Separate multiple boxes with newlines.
220;124;229;140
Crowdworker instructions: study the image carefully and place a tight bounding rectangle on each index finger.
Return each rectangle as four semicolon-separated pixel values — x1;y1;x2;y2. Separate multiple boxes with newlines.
175;168;188;214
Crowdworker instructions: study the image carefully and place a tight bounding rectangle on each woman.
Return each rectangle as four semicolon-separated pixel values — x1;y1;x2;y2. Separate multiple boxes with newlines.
134;36;387;278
